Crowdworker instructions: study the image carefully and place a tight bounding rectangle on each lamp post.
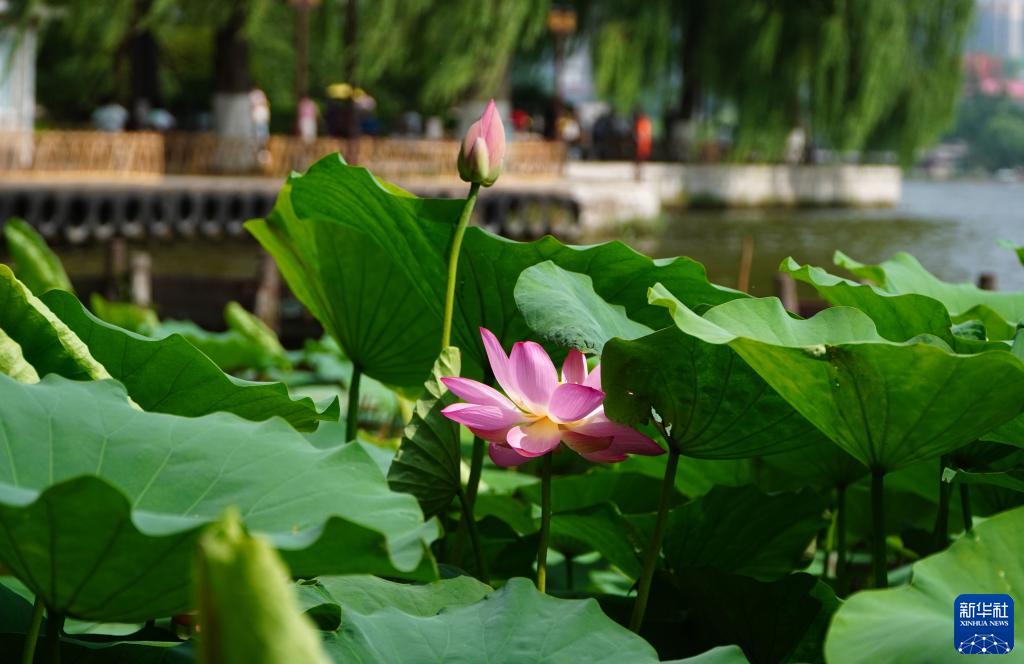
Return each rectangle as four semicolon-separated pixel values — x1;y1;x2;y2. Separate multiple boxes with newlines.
546;6;576;140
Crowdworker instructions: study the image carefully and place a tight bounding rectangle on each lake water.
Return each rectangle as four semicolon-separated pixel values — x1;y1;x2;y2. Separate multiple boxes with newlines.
612;179;1024;297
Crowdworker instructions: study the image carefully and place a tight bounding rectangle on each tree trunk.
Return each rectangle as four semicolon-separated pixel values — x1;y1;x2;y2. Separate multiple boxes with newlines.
128;0;160;127
213;4;256;171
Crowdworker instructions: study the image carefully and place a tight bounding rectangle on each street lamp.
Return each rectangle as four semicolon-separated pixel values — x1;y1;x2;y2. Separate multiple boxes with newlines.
546;5;576;140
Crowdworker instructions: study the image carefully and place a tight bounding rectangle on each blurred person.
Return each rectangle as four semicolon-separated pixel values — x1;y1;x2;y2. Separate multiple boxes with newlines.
511;107;532;133
634;111;652;180
92;99;128;132
297;96;318;143
249;88;271;164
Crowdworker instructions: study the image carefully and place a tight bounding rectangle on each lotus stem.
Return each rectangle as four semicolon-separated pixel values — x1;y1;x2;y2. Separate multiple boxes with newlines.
629;448;680;632
932;455;950;548
457;488;489;584
452;437;486;571
345;364;362;442
537;453;553;593
961;484;973;532
836;484;848;596
870;468;887;588
47;612;63;664
466;436;485;508
441;182;481;349
20;596;44;664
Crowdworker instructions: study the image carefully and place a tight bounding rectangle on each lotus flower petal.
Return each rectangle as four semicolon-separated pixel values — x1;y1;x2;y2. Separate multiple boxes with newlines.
507;418;562;456
561;349;588;384
547;383;604;423
488;442;533;467
509;341;559;413
441;403;521;430
441;376;517;411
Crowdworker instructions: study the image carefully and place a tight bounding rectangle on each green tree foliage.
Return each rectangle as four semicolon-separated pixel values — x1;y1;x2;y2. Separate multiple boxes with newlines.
950;95;1024;170
588;0;973;163
20;0;551;123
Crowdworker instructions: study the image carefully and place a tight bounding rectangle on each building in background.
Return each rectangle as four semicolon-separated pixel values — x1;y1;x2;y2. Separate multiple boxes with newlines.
969;0;1024;59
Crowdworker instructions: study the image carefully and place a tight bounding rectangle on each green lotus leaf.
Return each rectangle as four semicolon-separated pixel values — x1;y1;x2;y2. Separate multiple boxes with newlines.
664;486;826;580
514;260;654;353
43;290;337;431
943;467;1024;494
825;505;1024;663
154;319;281;374
223;301;292;370
755;441;866;492
388;347;463;517
781;257;1012;348
0;264;109;381
666;646;750;663
321;577;660;662
0;375;436;622
308;574;491;618
513;261;824;460
247;155;740;390
603;327;829;459
196;509;331;664
548;504;644;579
2;218;74;296
652;285;1024;471
645;569;828;664
835;250;1024;335
0;327;38;383
89;293;160;336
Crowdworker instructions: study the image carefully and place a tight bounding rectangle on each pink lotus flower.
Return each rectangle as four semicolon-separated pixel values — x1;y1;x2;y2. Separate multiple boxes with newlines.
441;328;664;467
457;99;506;187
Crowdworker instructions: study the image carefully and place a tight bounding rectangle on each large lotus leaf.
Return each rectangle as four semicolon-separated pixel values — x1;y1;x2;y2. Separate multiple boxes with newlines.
89;293;161;336
513;262;822;459
664;486;826;580
636;569;826;664
248;155;741;389
835;250;1024;335
782;257;1011;349
652;286;1024;471
0;375;436;622
603;327;828;459
548;504;644;579
781;258;960;343
518;469;677;515
755;440;866;492
388;347;463;517
0;264;109;381
825;505;1024;663
322;577;660;662
43;289;335;431
514;260;654;353
2;218;74;295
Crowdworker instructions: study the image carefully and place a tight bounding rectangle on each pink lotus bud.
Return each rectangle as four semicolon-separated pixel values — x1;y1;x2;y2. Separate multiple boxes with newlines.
457;100;506;187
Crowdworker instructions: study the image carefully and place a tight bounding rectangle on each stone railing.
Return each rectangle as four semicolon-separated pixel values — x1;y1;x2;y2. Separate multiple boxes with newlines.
0;131;566;179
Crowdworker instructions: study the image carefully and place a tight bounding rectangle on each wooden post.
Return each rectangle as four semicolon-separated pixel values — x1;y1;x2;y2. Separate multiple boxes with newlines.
104;238;128;300
130;251;152;307
775;272;799;313
736;234;754;293
254;251;281;331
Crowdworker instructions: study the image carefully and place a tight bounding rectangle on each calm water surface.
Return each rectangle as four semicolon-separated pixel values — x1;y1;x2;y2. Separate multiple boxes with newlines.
612;179;1024;297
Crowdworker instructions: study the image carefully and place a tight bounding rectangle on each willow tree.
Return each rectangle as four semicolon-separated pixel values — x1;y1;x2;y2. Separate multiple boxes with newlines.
587;0;974;163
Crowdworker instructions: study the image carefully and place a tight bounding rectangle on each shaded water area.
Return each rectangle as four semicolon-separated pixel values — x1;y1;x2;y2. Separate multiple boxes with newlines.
607;180;1024;297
